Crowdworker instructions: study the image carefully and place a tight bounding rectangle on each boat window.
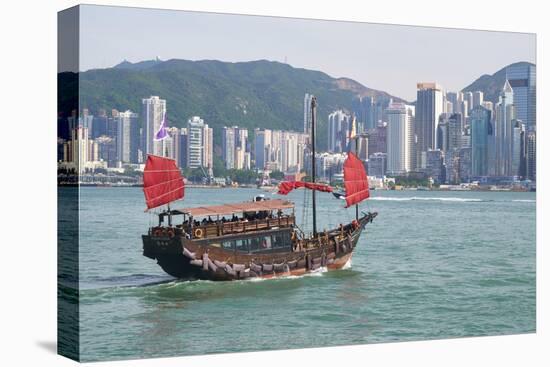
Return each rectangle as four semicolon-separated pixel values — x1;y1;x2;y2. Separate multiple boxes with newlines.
249;237;261;252
222;240;235;251
235;238;249;252
233;234;291;253
272;233;290;249
261;236;272;249
248;235;273;252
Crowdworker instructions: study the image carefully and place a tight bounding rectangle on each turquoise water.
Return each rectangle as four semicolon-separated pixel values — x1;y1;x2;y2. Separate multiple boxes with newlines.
77;187;536;361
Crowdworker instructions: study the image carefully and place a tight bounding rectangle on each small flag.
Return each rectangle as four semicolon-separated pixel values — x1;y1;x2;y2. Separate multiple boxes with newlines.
154;111;168;140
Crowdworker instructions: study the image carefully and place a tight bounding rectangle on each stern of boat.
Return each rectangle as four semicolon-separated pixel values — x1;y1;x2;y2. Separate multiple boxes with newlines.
142;233;182;259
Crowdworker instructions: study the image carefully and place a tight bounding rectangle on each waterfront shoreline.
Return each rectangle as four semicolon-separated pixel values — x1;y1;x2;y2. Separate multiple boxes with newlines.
64;183;534;192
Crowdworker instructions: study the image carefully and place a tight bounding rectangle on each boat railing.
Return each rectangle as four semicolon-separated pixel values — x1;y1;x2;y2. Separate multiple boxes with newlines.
183;215;296;239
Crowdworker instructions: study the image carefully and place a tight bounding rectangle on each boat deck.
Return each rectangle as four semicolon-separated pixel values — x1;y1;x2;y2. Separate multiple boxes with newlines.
151;214;296;239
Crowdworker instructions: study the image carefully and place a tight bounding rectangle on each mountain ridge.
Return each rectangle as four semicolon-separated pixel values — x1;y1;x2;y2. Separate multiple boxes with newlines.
67;58;534;152
77;58;407;150
461;61;535;103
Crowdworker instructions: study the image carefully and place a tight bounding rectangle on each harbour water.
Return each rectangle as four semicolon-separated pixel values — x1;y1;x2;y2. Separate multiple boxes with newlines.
76;187;536;361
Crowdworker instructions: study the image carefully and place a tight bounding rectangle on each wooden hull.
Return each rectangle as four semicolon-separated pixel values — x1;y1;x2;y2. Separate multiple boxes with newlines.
143;213;375;281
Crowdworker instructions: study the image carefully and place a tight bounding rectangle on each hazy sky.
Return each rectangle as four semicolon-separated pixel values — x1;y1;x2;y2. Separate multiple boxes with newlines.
79;5;536;101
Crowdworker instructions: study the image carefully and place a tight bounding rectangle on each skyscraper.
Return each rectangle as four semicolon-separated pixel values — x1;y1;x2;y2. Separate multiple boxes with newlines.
436;117;449;152
459;147;472;183
255;129;308;173
95;135;117;167
281;132;299;173
116;110;139;164
254;128;271;170
459;99;469;120
506;63;536;128
164;127;180;163
511;119;526;178
355;134;369;161
366;123;387;155
223;126;250;170
67;126;99;172
463;91;474;112
447;113;464;152
446;92;458;113
205;124;213;170
91;114;108;139
526;130;536;182
222;127;236;169
328;110;351;153
178;128;188;169
80;108;94;133
473;91;484;107
352;96;375;131
106;111;118;141
481;101;493;113
470;105;492;177
445;149;460;184
141;96;167;157
415;83;444;169
367;152;387;178
386;102;415;175
236;128;248;154
186;116;213;169
494;80;516;176
426;149;445;184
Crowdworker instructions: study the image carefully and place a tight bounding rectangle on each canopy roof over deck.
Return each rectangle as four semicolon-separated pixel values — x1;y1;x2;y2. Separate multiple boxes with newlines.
166;199;295;217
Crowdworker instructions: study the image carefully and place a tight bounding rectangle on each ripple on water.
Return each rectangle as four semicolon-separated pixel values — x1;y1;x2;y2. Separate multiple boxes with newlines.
74;187;536;361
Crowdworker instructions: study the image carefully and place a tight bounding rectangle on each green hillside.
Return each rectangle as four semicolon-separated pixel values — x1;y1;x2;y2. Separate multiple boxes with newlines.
75;59;405;150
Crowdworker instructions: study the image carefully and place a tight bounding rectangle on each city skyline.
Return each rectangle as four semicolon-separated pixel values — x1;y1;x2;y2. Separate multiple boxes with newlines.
60;68;536;186
59;34;536;188
75;5;535;101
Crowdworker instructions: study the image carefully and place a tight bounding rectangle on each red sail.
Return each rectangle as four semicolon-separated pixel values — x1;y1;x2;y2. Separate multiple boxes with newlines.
143;155;185;210
278;181;333;195
343;152;370;208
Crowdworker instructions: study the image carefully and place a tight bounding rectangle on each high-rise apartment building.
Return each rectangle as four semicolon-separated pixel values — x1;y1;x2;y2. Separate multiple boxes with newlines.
473;91;484;107
223;126;250;170
328;110;351;153
222;127;236;169
526;130;536;182
186;116;213;169
511;120;526;178
366;123;387;155
386;102;415;175
506;63;536;128
470;105;492;177
426;149;445;183
494;81;516;176
367;152;387;178
141;96;167;157
415;83;444;169
116;110;139;164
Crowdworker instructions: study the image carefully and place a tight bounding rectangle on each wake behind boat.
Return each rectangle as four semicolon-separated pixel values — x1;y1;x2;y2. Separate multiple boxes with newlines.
141;97;377;280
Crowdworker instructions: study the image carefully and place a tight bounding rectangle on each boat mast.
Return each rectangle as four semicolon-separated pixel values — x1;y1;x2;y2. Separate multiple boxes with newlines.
354;116;359;222
311;96;317;236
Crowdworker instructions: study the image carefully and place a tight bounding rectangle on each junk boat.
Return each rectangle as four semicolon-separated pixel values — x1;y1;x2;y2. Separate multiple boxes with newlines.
141;97;377;280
